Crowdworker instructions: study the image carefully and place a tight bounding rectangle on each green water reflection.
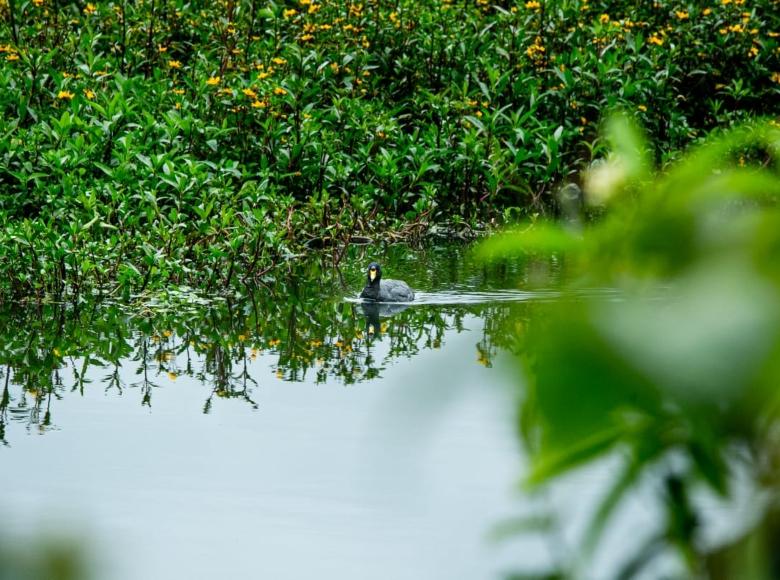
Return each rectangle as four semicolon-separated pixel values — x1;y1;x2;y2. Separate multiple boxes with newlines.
0;244;550;444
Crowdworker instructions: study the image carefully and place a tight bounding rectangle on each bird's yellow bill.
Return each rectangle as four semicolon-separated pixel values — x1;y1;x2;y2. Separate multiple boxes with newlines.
369;269;376;281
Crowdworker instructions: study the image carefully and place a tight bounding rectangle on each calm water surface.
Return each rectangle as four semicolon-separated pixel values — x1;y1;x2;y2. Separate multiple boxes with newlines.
1;244;559;579
1;244;729;579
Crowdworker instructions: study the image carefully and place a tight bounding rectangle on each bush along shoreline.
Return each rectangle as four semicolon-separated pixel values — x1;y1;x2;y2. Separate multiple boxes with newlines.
1;0;779;301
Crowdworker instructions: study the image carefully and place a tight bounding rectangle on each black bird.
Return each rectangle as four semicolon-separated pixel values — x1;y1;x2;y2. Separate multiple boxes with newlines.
360;262;415;302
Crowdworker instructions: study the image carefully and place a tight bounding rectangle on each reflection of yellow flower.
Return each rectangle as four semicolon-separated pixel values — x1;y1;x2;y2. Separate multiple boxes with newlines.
275;369;284;379
269;338;281;347
167;372;178;381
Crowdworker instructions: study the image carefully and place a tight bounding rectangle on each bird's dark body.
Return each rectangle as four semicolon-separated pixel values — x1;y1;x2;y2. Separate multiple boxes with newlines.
360;262;415;302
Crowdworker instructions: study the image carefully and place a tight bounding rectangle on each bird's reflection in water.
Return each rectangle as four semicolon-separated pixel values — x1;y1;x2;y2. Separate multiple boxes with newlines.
361;302;410;339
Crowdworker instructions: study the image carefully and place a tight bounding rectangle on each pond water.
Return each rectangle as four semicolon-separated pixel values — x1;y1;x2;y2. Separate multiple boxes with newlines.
0;243;746;579
0;244;559;579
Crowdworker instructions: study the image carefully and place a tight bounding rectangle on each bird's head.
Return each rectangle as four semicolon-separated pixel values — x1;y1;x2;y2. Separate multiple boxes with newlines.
367;262;382;285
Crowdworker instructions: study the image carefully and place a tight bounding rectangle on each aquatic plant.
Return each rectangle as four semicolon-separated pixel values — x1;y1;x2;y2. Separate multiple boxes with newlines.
1;0;778;300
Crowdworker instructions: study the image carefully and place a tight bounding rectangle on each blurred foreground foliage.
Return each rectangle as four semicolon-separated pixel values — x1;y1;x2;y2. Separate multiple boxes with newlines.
483;117;780;578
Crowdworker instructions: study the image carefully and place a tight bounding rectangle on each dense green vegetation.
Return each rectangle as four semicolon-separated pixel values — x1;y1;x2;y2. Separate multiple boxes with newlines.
1;0;779;300
483;117;780;577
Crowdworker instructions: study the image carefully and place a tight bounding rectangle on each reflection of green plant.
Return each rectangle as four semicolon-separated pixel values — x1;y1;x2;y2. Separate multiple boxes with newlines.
483;117;780;577
0;247;538;444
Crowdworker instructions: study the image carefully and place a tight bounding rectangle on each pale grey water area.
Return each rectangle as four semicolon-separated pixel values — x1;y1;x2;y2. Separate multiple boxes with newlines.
2;316;526;580
0;244;754;579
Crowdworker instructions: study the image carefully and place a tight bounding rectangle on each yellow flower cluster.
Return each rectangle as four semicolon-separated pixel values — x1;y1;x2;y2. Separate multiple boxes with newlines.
648;33;664;46
526;37;546;63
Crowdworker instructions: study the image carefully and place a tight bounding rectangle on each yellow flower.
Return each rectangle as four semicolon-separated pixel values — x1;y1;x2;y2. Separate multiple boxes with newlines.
722;0;731;4
53;347;61;357
301;34;315;41
703;7;712;15
637;104;647;112
167;372;178;381
242;87;257;98
168;59;182;69
84;88;95;99
83;2;96;15
648;34;664;45
525;0;540;9
172;88;185;95
675;10;689;20
272;57;287;65
251;99;267;108
57;90;75;99
273;87;287;95
771;72;780;84
258;71;271;79
158;46;168;53
6;53;19;61
283;8;297;18
599;13;609;24
308;3;320;14
206;76;221;85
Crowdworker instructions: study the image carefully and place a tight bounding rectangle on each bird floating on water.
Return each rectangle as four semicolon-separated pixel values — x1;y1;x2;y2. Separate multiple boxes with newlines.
360;262;415;302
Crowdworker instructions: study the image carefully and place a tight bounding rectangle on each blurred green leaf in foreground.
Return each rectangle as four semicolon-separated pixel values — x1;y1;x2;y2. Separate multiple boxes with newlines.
482;116;780;579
